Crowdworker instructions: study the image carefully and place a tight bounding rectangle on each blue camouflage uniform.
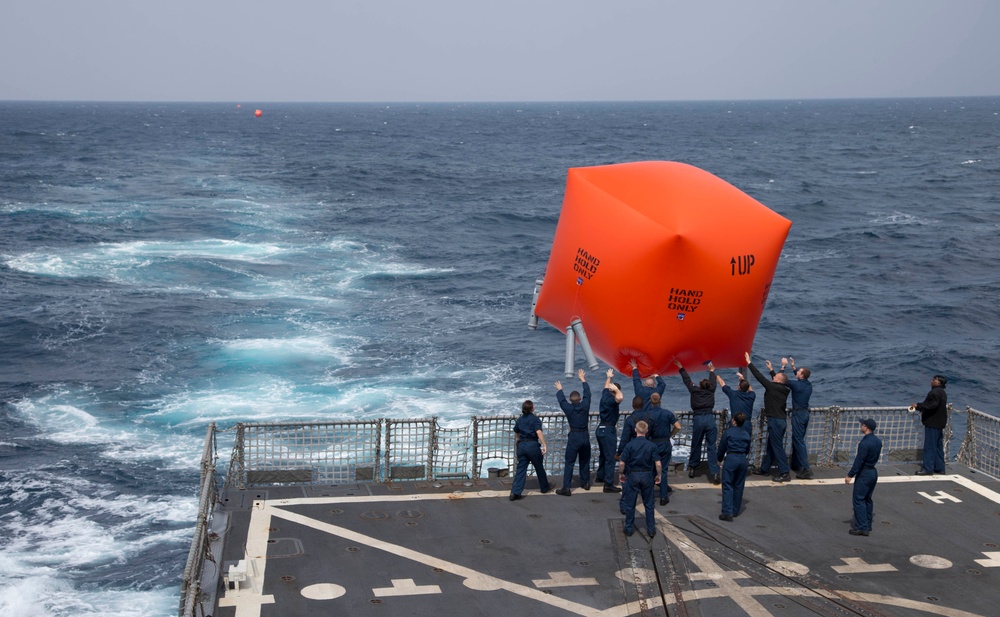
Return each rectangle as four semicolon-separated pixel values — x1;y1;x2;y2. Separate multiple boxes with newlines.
717;425;752;517
721;384;756;436
681;367;719;477
595;388;621;486
619;435;659;536
848;431;883;533
648;404;679;500
782;367;813;473
557;382;591;489
632;369;666;410
511;413;550;496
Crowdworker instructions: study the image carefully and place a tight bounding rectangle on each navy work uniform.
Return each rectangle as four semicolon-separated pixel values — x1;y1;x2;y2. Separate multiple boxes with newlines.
717;425;752;518
749;362;791;477
648;404;679;501
619;435;659;536
783;367;813;474
511;413;550;497
847;428;883;534
721;384;756;436
594;387;621;487
557;382;592;490
632;369;666;410
681;367;719;478
617;408;654;511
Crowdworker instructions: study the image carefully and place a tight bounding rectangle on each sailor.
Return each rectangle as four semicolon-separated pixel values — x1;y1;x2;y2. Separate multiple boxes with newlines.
677;360;720;484
845;418;883;536
746;351;792;482
554;369;591;496
717;412;751;521
595;368;624;493
911;374;948;475
647;393;681;505
509;400;551;500
618;420;662;538
630;358;666;410
616;395;654;513
781;357;814;480
718;371;755;436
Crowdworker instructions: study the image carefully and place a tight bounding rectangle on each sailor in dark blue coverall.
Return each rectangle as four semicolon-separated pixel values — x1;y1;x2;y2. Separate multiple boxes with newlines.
631;358;666;410
555;368;591;496
717;412;751;521
781;357;814;480
595;368;624;493
618;419;662;537
718;372;755;436
617;395;655;513
677;360;719;483
510;400;551;500
648;393;681;505
846;418;883;536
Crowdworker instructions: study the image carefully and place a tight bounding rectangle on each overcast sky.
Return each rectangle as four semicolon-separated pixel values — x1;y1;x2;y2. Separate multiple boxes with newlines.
2;0;997;103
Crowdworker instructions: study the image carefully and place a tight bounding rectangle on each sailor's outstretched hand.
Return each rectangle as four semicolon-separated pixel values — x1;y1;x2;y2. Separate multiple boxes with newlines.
744;351;751;364
555;381;562;391
577;368;586;382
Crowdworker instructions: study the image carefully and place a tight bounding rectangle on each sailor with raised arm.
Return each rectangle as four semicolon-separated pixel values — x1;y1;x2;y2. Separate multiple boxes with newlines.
554;368;592;496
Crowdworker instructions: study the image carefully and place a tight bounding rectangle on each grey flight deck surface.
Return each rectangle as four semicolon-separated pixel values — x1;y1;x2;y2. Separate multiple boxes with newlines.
213;463;1000;617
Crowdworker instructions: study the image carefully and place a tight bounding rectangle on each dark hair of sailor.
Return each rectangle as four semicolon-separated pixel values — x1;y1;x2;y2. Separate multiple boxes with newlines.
734;412;746;426
522;400;534;415
632;395;644;410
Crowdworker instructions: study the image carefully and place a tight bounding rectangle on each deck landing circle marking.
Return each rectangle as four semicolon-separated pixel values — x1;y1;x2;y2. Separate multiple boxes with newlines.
910;554;953;569
301;583;347;600
614;568;657;584
768;560;810;576
463;574;504;591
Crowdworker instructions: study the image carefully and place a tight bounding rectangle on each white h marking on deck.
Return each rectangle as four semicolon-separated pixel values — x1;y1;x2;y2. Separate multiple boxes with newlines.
974;552;1000;568
832;558;898;574
372;578;442;597
918;490;962;504
532;571;599;588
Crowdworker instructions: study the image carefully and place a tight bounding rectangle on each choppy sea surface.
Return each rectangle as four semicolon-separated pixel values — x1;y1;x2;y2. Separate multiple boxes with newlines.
1;99;999;615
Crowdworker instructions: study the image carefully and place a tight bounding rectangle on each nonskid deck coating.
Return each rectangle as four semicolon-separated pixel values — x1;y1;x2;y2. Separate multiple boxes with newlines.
213;464;1000;617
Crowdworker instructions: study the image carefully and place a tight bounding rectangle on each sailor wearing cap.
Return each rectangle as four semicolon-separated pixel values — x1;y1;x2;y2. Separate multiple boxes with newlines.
845;418;883;536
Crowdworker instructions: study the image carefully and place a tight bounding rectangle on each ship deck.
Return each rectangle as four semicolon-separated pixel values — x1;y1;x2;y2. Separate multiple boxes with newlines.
207;462;1000;617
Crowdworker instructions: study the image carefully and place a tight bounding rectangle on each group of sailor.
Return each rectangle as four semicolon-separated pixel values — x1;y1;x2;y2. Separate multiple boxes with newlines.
510;355;947;539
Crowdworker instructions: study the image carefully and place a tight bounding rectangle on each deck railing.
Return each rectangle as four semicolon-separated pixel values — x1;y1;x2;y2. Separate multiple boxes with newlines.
180;405;994;616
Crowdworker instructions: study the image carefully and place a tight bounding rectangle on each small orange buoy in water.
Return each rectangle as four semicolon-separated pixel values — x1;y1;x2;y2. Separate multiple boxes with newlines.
254;109;262;117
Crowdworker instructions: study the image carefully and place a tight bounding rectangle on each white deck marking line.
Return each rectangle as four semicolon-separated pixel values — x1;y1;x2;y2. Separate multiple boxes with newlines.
267;504;616;617
653;508;774;617
831;557;898;574
372;578;442;597
532;571;599;588
973;551;1000;568
918;490;962;504
217;500;275;617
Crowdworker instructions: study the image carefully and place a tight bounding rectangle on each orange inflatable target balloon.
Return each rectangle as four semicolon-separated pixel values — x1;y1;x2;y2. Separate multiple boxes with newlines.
530;161;791;376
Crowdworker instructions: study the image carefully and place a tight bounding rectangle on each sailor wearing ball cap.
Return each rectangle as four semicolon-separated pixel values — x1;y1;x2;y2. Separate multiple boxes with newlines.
845;418;882;536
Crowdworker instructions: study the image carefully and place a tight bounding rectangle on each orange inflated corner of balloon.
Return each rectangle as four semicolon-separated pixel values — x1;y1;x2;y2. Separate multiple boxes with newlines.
532;161;791;376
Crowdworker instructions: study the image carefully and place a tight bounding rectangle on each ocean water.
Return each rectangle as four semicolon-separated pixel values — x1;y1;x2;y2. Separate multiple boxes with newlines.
1;99;999;615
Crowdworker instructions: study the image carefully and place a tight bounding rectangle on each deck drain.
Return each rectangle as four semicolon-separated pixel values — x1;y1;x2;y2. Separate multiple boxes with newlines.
330;509;344;515
577;561;590;566
267;527;279;532
968;569;982;575
792;505;803;510
528;514;542;519
852;548;865;554
370;599;383;604
267;539;276;544
480;539;492;544
986;543;999;548
347;547;361;553
880;520;893;525
773;604;786;609
926;596;939;602
837;575;851;580
405;521;419;527
433;567;445;573
592;499;603;504
397;509;424;519
280;575;295;582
